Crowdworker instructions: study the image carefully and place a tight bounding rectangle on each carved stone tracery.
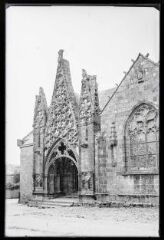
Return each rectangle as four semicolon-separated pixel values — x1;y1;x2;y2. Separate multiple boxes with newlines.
45;141;78;176
81;171;94;193
33;87;48;191
79;70;100;127
44;51;78;156
126;103;159;171
135;63;145;82
33;173;43;188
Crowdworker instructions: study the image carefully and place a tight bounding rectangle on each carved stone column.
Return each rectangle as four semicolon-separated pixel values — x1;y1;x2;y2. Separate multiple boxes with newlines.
43;174;48;196
95;132;101;193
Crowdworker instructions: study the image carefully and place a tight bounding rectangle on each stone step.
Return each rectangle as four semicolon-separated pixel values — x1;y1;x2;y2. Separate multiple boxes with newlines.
39;202;73;208
44;198;79;203
27;198;80;208
28;202;72;208
27;199;158;208
98;201;158;207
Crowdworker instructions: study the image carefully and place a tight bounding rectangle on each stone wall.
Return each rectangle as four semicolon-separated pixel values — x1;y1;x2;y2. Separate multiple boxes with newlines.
19;145;33;203
95;134;107;193
98;54;159;197
6;189;19;199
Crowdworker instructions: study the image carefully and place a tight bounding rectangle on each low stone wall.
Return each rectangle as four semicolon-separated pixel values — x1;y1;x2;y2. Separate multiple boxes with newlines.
95;193;159;206
6;189;19;199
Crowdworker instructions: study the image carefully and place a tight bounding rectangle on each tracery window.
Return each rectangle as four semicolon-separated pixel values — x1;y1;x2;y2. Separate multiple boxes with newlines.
125;103;159;172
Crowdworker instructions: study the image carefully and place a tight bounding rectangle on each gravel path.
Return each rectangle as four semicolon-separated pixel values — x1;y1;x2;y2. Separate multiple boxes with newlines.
5;199;159;237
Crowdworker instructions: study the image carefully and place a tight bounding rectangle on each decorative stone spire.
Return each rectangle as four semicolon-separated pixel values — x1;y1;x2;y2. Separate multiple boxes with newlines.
33;87;48;128
79;69;101;197
58;49;64;62
33;87;48;193
82;69;88;80
44;50;79;156
79;69;100;128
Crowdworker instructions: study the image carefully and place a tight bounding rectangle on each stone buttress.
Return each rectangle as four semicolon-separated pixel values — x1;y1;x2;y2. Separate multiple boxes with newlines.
79;69;101;200
33;87;48;194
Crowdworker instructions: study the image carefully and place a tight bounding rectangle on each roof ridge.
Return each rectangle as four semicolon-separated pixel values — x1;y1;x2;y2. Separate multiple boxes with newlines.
139;53;159;66
99;52;159;114
22;130;33;141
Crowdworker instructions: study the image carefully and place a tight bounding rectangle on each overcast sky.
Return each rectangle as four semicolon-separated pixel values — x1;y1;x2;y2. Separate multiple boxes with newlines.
6;6;159;165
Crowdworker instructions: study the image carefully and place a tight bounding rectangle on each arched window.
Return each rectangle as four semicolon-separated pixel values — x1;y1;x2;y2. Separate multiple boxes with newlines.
125;103;159;172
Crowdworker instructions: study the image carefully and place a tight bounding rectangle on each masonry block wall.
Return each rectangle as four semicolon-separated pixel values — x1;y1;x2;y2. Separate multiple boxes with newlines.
19;145;33;203
99;54;159;197
95;134;107;193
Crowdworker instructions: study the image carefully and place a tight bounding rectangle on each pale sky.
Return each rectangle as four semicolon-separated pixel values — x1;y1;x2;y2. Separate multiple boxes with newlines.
6;6;159;165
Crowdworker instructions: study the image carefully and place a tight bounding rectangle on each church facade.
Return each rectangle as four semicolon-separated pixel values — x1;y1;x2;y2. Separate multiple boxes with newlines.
17;50;159;205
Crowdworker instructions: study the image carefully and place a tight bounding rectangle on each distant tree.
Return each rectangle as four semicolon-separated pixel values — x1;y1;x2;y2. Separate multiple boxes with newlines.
6;182;19;190
13;173;20;184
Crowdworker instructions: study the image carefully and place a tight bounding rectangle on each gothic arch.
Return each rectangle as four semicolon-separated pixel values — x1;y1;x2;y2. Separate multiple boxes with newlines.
45;155;78;176
45;138;79;161
124;100;158;131
124;102;159;172
44;138;79;175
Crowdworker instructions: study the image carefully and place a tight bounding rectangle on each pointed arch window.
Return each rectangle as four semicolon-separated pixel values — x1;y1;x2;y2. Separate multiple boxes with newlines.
125;103;159;173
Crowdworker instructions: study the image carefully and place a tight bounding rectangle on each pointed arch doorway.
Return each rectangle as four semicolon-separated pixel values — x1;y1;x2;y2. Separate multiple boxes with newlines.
47;157;78;197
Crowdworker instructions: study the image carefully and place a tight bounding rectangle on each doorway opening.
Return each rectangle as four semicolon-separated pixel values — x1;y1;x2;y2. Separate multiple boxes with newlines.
48;157;78;197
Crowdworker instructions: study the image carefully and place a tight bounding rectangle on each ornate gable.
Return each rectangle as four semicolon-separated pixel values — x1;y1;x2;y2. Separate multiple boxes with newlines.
123;53;159;87
44;50;79;156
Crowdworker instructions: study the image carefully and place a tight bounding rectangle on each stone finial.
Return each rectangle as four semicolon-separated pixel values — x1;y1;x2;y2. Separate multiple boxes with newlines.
39;87;46;100
58;49;64;62
145;53;149;58
39;86;43;92
82;69;88;79
91;75;96;80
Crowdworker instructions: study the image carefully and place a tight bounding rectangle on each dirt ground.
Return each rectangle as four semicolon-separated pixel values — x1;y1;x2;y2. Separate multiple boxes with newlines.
5;199;159;237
